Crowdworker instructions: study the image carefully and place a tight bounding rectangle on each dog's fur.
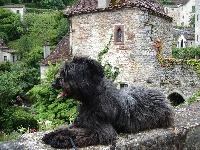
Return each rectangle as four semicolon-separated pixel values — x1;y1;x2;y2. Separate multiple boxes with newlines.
42;57;174;148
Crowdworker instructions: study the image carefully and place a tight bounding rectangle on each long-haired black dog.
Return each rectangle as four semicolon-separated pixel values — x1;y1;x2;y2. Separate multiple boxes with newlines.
42;57;174;148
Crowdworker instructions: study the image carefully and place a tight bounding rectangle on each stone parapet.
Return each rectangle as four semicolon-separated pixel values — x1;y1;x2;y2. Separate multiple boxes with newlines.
0;101;199;150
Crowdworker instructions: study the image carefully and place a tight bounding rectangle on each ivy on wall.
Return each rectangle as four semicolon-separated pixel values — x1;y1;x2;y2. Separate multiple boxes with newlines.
98;35;120;82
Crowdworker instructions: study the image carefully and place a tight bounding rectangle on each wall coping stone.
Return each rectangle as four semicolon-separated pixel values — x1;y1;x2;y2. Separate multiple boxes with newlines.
0;101;199;150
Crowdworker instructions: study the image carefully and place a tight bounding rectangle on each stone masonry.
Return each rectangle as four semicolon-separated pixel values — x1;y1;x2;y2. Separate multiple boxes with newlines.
68;6;200;100
0;101;199;150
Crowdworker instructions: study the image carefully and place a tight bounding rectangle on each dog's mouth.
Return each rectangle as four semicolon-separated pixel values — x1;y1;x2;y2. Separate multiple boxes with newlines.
57;90;68;99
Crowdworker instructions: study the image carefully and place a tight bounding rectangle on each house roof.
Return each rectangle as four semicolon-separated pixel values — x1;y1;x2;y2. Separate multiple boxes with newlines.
39;34;72;65
2;5;25;8
170;0;190;6
173;28;195;40
3;49;17;54
64;0;172;21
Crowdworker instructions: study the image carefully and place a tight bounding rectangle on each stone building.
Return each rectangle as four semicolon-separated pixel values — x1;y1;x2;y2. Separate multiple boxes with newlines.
40;0;200;103
173;28;195;48
0;39;20;63
2;5;25;20
40;34;72;78
164;0;195;26
64;0;173;87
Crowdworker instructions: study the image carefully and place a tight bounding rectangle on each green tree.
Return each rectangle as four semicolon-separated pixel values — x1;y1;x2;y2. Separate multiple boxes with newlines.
0;7;22;40
40;0;65;9
28;62;78;129
0;62;40;105
189;14;195;28
0;0;11;6
22;11;69;47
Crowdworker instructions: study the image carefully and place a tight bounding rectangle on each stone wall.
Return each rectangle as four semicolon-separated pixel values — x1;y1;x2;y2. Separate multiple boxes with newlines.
69;7;200;100
70;7;173;87
144;61;200;99
0;101;199;150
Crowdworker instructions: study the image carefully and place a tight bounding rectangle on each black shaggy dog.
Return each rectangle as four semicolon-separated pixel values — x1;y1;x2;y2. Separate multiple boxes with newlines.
42;57;174;149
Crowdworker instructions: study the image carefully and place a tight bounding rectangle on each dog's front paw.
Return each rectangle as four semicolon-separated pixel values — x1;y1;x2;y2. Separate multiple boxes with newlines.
42;130;73;148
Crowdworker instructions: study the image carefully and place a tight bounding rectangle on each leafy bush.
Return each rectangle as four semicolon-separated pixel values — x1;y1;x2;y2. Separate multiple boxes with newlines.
0;132;21;142
27;62;78;130
0;107;38;133
98;36;120;82
172;46;200;59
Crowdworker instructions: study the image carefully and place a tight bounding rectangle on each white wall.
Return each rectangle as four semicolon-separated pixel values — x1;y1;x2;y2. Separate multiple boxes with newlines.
164;0;195;26
3;5;25;20
195;0;200;46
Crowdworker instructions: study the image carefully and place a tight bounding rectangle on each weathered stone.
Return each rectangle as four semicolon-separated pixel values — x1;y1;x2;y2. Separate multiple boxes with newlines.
0;101;199;150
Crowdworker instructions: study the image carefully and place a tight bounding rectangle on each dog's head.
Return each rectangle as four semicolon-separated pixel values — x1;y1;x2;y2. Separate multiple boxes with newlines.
52;57;104;99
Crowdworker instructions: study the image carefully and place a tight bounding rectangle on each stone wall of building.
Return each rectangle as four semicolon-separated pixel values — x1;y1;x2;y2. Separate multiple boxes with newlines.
69;6;200;100
70;7;173;89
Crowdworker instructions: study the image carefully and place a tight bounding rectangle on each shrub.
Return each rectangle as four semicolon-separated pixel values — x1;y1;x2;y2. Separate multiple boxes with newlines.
27;62;78;130
0;107;38;134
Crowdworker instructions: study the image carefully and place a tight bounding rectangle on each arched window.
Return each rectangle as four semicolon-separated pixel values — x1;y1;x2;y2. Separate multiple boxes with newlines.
117;28;122;42
114;25;124;45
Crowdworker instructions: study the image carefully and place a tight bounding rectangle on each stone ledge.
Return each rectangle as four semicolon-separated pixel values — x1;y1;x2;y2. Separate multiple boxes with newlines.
0;101;199;150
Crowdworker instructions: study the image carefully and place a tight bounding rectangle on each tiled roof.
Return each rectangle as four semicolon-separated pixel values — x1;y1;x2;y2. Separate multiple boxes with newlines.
3;49;17;53
2;5;25;8
173;28;195;40
39;34;72;65
170;0;190;6
64;0;172;21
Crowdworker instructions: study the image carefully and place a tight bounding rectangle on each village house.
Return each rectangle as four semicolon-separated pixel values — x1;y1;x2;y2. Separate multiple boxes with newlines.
40;0;173;87
2;4;25;20
173;28;195;48
0;39;20;63
40;34;72;78
40;0;200;102
164;0;195;27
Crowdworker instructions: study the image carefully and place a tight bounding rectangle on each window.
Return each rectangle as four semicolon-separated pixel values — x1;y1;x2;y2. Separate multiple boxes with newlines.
192;6;195;13
197;14;199;21
114;25;124;45
181;40;184;48
4;56;7;61
197;35;199;42
117;28;122;42
13;56;15;62
17;10;20;14
120;83;128;89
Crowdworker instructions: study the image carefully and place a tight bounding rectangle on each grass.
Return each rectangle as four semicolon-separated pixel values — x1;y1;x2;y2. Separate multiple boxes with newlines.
0;132;21;142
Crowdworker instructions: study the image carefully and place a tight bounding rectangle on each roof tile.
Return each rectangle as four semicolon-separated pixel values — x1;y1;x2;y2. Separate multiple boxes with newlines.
64;0;172;20
39;34;72;65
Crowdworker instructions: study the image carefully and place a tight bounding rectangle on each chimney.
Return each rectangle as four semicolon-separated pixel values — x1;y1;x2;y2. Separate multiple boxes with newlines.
44;41;50;58
98;0;111;8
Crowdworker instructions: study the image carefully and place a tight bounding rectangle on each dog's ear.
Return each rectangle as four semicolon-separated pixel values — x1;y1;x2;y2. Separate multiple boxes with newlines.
86;59;104;78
